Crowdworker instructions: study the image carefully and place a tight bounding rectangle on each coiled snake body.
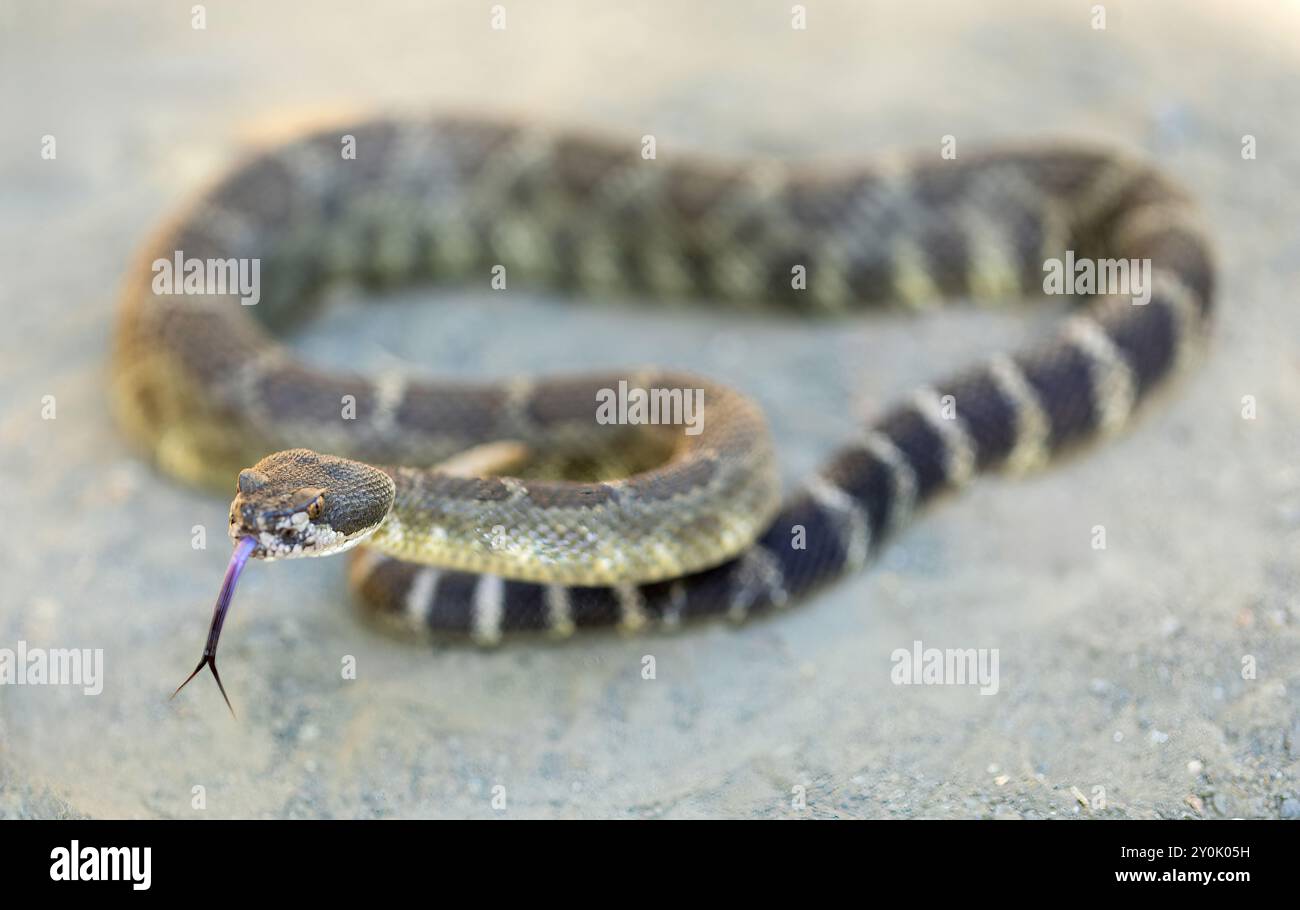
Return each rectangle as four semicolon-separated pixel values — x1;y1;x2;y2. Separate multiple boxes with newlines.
113;115;1214;663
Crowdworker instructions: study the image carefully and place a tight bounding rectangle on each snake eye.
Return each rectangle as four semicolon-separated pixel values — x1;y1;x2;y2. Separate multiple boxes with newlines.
293;487;327;520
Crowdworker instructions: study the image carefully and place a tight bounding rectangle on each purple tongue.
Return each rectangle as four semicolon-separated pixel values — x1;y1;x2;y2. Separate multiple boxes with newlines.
171;535;258;716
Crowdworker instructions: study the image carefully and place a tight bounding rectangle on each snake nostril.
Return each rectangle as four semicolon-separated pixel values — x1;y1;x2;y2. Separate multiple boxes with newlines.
238;469;269;495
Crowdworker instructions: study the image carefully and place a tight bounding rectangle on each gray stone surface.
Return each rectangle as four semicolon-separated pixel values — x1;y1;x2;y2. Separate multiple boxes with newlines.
1;0;1297;818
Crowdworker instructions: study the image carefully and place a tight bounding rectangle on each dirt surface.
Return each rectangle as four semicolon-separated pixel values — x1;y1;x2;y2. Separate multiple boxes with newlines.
1;0;1297;818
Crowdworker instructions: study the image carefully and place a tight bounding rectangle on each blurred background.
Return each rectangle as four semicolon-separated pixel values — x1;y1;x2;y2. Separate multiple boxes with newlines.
1;0;1297;818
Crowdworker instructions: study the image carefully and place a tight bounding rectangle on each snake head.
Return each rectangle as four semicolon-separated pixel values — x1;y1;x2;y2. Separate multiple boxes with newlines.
228;448;395;560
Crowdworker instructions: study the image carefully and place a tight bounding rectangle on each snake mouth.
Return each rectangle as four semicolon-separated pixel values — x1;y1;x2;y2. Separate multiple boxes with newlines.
228;515;369;561
228;503;345;560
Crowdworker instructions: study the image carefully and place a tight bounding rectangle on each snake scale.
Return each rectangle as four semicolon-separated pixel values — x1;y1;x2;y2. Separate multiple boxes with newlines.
112;114;1214;688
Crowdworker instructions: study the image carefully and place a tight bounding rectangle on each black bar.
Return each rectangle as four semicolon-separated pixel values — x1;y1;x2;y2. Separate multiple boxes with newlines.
2;819;1283;895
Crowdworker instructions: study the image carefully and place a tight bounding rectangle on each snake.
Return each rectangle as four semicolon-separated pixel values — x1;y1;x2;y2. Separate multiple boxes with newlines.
109;114;1214;710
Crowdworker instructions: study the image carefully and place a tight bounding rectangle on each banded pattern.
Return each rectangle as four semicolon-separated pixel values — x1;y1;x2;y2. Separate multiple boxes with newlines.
112;115;1215;643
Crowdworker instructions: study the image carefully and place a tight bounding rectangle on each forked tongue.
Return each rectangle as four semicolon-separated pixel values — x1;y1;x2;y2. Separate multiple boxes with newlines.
171;535;258;716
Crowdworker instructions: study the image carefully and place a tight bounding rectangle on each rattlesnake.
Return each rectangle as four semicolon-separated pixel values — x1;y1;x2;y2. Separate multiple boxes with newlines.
110;115;1213;709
